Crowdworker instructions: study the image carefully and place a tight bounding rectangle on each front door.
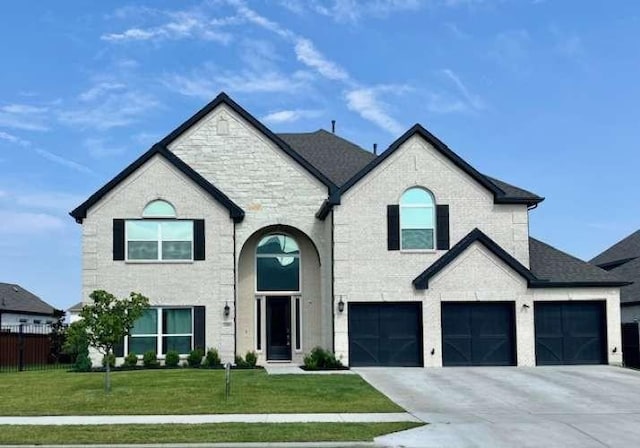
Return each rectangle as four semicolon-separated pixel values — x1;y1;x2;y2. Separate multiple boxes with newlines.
267;296;291;361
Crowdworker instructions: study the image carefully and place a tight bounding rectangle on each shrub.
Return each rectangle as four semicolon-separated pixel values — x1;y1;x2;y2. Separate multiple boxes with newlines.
244;351;258;369
187;349;204;368
303;346;343;370
143;351;159;368
102;353;116;369
63;321;89;363
124;352;138;368
234;354;247;368
73;352;93;372
165;350;180;368
204;348;222;368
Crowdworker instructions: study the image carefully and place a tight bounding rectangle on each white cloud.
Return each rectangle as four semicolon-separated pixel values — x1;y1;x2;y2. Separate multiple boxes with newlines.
59;90;159;130
34;148;94;175
262;109;323;124
424;92;469;114
441;69;485;110
345;87;406;135
102;8;234;44
278;0;423;23
0;211;65;235
0;103;49;131
0;131;31;147
164;64;312;98
78;82;126;102
294;38;350;81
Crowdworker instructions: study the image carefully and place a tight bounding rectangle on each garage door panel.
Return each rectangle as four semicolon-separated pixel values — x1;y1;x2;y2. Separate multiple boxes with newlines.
535;301;606;365
442;302;516;367
349;303;423;367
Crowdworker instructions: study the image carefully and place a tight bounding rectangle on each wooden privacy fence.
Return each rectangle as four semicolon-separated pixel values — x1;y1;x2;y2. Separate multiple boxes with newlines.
0;324;69;372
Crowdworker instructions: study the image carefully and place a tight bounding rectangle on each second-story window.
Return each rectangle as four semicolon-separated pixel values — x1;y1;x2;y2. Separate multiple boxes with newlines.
400;187;435;250
126;200;193;261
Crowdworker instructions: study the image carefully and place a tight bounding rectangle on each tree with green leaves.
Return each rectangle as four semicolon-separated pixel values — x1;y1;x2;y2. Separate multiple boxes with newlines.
80;290;149;392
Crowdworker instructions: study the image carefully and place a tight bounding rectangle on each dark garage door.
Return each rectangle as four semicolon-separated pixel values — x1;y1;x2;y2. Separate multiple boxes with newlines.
535;301;607;365
442;302;516;366
349;302;423;367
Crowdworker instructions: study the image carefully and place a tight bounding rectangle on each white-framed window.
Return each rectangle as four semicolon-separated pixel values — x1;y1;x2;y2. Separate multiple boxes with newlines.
400;187;436;250
256;234;301;293
128;307;193;355
126;200;193;261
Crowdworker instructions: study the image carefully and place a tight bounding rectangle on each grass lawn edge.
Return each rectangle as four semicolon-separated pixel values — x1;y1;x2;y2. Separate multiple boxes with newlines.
0;422;424;445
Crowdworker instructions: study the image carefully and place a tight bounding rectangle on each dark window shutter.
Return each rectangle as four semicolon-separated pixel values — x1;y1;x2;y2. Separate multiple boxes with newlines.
436;205;450;250
113;219;125;260
193;306;205;351
193;220;205;261
114;337;124;357
387;205;400;251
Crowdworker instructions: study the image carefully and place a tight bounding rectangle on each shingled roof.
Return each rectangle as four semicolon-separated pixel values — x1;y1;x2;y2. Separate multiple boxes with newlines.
278;128;543;206
529;238;629;286
414;230;628;289
278;130;376;187
0;283;57;315
590;230;640;304
590;230;640;268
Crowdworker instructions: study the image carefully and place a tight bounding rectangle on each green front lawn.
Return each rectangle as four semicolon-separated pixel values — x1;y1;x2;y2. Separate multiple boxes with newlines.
0;423;422;445
0;369;403;415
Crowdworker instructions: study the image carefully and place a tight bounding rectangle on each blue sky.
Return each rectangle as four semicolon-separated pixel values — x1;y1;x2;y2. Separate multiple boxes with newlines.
1;1;638;310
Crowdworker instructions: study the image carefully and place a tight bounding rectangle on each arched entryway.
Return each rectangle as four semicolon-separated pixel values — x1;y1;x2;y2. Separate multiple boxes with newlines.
237;225;322;364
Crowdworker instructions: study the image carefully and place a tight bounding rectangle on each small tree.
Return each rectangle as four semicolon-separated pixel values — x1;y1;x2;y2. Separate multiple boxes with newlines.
62;321;90;371
80;290;149;392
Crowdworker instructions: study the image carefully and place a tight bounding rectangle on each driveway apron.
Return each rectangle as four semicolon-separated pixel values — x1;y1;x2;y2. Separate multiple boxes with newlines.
355;366;640;448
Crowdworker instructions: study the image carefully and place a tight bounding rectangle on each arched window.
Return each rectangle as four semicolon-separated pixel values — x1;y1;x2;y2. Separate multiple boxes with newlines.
126;199;193;260
400;187;435;250
142;200;176;218
256;234;300;292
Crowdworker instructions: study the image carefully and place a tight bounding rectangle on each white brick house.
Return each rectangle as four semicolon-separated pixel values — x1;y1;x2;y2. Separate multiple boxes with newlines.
71;92;629;367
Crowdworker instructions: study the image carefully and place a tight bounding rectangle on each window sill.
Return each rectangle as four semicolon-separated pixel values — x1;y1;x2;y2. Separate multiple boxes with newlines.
124;260;195;264
400;249;437;254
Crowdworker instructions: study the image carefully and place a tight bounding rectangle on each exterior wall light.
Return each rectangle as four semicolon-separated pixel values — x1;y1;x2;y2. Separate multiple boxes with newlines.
338;297;345;313
224;302;230;317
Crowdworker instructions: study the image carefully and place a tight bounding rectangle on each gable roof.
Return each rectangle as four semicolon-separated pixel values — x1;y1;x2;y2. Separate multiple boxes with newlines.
0;283;58;316
590;230;640;268
413;229;630;290
160;92;337;193
70;144;245;223
340;124;544;205
277;130;376;186
589;229;640;304
413;228;537;289
316;124;544;219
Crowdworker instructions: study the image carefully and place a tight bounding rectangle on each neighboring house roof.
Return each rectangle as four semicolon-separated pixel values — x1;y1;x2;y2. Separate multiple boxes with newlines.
413;229;629;290
70;143;245;223
590;230;640;268
277;130;376;187
0;283;57;316
590;230;640;304
316;124;544;219
67;302;83;312
159;92;338;194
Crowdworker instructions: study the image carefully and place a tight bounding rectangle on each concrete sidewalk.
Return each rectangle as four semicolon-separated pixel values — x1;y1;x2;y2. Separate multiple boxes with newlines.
0;412;421;425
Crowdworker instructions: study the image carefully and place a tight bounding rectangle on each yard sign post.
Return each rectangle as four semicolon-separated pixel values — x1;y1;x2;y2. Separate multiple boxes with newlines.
225;362;231;400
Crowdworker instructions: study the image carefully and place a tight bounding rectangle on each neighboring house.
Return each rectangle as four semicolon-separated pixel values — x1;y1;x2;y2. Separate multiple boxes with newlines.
0;283;60;331
70;92;629;368
66;302;84;324
591;230;640;323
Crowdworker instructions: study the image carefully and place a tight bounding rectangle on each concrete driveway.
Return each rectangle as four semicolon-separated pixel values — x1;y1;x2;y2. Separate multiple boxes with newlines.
355;366;640;448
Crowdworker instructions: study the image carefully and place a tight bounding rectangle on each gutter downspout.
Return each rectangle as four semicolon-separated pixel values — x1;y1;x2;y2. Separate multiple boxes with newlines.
233;221;237;362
